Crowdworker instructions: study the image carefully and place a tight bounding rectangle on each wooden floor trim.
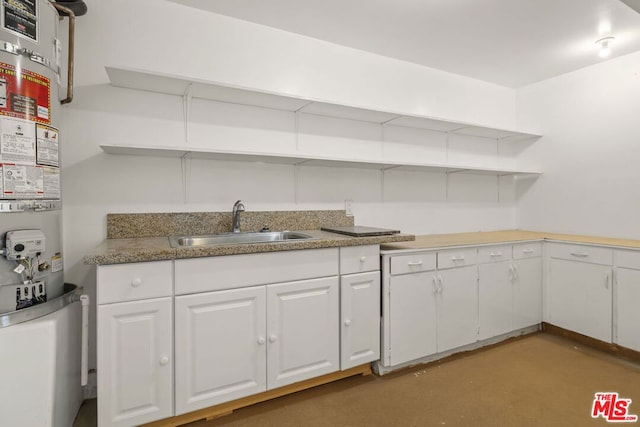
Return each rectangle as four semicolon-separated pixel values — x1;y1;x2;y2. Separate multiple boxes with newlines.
542;322;640;363
141;364;372;427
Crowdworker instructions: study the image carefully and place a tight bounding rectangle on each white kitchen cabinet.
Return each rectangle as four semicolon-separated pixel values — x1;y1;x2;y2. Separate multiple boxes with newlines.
478;243;542;339
339;245;381;370
173;249;343;409
478;260;513;340
383;247;477;367
436;265;478;352
547;243;613;342
387;270;438;366
174;267;363;413
512;256;542;330
340;271;381;369
174;248;338;295
174;287;267;415
96;245;384;424
381;242;545;372
614;250;640;351
615;268;640;351
97;298;173;427
267;277;339;389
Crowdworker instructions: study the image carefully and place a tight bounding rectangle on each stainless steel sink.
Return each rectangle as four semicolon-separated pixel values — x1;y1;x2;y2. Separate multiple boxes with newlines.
169;231;316;248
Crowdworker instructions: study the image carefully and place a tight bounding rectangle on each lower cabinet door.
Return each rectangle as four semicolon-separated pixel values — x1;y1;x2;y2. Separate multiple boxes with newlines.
388;271;437;366
437;265;478;352
615;268;640;351
97;298;173;427
548;259;612;342
512;257;542;330
478;261;513;340
267;276;339;389
340;271;381;370
174;286;267;415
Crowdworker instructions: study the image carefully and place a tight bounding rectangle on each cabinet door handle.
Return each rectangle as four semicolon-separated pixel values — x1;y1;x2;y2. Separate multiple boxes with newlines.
131;278;143;287
432;276;438;294
570;251;589;257
508;265;514;282
451;256;465;261
269;335;277;343
344;319;352;326
407;261;423;266
257;337;266;345
359;256;367;263
159;356;169;366
605;273;610;289
513;264;519;280
489;252;503;257
523;249;534;254
437;276;443;294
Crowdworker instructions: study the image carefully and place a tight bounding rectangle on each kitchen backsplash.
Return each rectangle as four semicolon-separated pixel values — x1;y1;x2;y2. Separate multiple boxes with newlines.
106;210;354;239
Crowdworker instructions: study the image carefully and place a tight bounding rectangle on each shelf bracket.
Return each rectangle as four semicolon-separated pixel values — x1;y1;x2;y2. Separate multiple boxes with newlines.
182;83;193;145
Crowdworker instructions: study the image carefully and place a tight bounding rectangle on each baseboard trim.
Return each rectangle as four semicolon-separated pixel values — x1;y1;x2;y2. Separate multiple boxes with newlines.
374;325;541;375
140;364;372;427
542;322;640;363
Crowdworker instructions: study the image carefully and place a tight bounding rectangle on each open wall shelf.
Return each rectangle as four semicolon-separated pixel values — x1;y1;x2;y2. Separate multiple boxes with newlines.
106;66;540;141
102;66;543;177
100;144;541;177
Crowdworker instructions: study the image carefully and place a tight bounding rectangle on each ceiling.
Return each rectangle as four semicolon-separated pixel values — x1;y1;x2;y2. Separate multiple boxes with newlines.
170;0;640;88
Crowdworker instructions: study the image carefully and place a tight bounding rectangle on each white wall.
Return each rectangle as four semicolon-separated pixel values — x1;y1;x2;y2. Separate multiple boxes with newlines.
64;0;527;373
77;1;518;129
516;50;640;239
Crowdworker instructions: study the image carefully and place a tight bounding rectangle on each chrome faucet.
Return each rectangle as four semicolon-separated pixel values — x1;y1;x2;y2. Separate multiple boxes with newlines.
232;200;245;233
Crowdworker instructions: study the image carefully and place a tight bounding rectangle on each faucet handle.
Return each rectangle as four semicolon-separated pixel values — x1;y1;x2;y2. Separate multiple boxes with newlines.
233;200;245;211
260;224;270;232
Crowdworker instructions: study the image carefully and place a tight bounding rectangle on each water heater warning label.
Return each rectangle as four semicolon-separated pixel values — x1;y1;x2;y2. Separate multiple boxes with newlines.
0;163;44;199
0;62;50;124
1;0;38;42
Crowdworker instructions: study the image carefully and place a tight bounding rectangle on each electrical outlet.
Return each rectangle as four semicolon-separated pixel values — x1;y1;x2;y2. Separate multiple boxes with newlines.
345;199;353;216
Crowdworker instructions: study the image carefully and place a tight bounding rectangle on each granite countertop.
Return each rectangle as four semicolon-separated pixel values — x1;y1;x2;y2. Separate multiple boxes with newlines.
84;229;415;265
86;209;640;265
381;229;640;253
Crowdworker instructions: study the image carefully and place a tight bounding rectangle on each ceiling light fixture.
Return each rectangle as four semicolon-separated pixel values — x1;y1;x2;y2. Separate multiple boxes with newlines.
595;36;615;58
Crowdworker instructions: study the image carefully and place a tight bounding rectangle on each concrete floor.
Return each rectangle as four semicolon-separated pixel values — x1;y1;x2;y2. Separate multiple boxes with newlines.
73;398;96;427
74;333;640;427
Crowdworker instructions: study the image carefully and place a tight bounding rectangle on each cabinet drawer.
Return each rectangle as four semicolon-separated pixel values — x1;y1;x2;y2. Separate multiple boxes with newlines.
478;245;512;263
615;249;640;270
437;248;477;269
97;261;173;304
548;243;612;266
513;242;542;259
390;252;436;276
175;248;339;295
340;245;380;274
